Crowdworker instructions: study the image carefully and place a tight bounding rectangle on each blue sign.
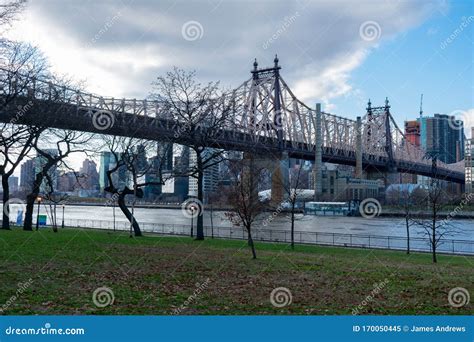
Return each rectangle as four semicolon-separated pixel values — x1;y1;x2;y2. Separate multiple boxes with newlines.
38;215;47;226
15;210;23;225
0;316;471;342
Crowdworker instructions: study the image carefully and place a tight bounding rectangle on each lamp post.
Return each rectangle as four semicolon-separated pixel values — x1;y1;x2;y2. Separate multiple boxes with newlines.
190;206;196;238
61;204;65;229
35;196;42;231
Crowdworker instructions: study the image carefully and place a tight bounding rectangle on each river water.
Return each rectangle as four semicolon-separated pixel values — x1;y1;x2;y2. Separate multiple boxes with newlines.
10;204;473;241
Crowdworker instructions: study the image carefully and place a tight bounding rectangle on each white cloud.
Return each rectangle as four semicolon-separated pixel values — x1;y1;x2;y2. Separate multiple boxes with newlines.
5;0;445;103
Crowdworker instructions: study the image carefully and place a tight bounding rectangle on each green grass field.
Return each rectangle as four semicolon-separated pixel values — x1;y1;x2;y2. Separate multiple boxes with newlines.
0;228;472;315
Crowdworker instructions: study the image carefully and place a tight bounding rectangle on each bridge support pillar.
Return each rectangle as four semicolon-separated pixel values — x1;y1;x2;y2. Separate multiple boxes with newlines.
313;103;323;201
242;152;289;206
271;151;290;206
355;116;364;179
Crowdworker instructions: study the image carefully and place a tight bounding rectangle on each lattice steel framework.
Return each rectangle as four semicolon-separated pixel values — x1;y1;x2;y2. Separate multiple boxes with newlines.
0;59;465;177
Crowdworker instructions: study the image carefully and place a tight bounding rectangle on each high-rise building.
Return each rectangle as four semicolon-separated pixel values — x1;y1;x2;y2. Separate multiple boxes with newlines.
99;152;128;192
35;149;59;193
57;171;77;192
8;176;18;193
99;152;114;192
419;114;464;164
157;142;173;172
80;159;100;191
404;120;420;146
188;148;220;201
20;159;35;192
466;128;474;193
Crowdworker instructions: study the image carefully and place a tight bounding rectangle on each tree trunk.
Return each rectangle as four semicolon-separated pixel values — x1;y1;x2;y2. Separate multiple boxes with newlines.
291;207;295;250
432;205;437;263
2;175;10;230
405;215;410;254
117;189;142;237
195;153;204;240
52;203;58;233
432;224;437;263
24;165;49;231
247;227;257;259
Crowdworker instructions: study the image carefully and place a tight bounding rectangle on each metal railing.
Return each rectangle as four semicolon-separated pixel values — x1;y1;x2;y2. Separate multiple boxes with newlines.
44;218;474;255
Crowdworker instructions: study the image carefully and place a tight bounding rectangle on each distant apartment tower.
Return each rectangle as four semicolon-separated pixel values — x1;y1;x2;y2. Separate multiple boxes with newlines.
157;142;173;172
8;176;19;193
99;152;128;192
419;114;464;164
466;128;474;193
404;120;420;146
80;159;100;191
20;159;35;192
35;149;59;193
188;148;220;201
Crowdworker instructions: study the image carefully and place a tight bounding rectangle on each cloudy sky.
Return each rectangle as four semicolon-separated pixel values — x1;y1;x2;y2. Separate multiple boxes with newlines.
5;0;473;130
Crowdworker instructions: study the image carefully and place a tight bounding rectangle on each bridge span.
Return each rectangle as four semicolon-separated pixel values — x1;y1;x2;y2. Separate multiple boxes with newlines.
0;57;465;185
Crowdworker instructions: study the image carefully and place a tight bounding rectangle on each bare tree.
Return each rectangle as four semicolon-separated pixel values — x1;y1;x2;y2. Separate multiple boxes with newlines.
0;125;42;229
102;136;166;237
286;164;305;249
42;175;69;233
0;41;48;229
386;185;427;254
23;129;92;231
413;155;463;262
225;153;268;259
150;67;232;240
0;0;26;29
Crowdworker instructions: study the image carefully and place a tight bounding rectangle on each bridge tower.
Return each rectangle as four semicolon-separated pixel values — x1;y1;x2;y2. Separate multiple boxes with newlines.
313;103;323;200
249;56;289;205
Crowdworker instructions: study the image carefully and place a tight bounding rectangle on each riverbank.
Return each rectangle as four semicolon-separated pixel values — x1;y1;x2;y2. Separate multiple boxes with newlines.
0;228;472;315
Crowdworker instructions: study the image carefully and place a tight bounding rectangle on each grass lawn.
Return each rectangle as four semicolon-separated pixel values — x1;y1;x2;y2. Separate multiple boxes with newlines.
0;227;472;315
